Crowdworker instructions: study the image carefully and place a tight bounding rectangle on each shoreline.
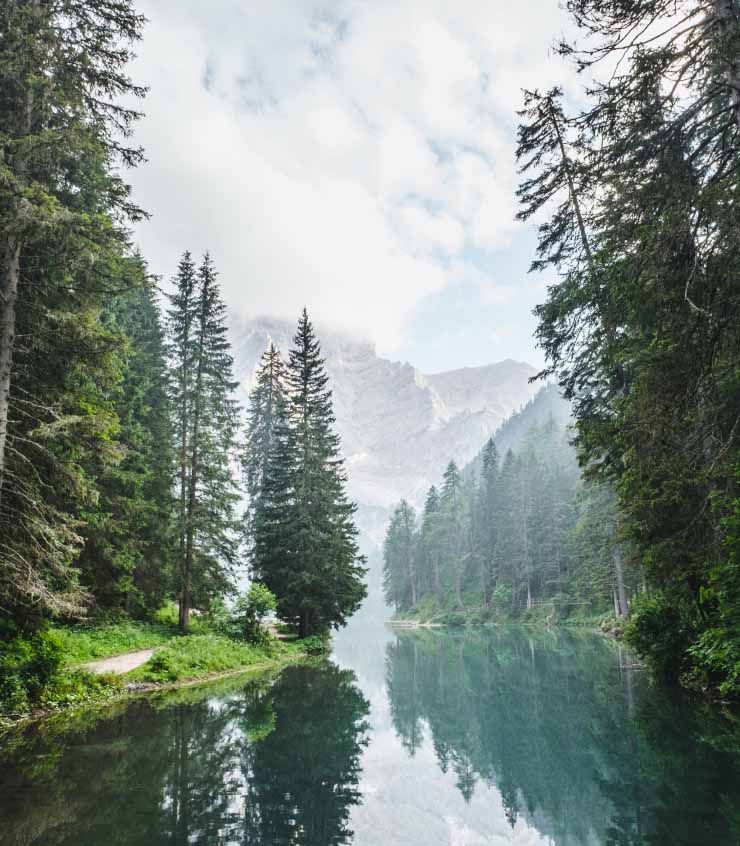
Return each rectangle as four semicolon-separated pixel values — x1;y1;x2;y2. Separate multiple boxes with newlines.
0;648;313;734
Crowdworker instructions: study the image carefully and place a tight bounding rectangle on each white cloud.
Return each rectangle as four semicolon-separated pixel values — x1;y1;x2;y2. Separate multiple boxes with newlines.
128;0;573;352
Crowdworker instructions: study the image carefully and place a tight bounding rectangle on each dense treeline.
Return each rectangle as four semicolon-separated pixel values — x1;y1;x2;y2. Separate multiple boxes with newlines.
517;0;740;695
0;0;364;665
383;418;640;622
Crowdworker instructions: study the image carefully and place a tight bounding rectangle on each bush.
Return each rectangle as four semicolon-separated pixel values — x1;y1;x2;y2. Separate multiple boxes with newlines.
436;611;467;627
212;584;277;644
300;634;329;655
623;591;693;680
0;630;63;712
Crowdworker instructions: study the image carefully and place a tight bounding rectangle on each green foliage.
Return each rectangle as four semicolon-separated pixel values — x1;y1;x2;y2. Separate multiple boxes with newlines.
213;584;277;644
129;634;277;684
383;419;635;624
0;0;150;625
516;0;740;696
166;252;241;630
300;634;330;655
49;621;174;666
624;593;692;681
252;310;366;637
38;670;121;710
0;630;63;712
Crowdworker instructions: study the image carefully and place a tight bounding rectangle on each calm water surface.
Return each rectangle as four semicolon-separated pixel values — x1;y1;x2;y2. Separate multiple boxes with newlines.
2;626;740;845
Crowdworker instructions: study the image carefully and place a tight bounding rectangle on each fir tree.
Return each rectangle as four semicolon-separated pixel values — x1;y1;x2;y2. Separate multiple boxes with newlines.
78;258;175;614
167;253;241;630
382;501;418;612
253;310;366;637
243;343;286;545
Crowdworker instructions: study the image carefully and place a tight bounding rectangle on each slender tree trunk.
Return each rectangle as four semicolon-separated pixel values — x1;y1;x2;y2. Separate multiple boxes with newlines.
177;372;189;629
299;609;311;638
180;290;207;632
0;239;21;506
0;0;38;505
433;556;442;601
613;545;628;618
455;569;464;609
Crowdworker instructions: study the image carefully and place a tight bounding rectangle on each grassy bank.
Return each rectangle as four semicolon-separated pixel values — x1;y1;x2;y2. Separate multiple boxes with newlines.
0;619;324;728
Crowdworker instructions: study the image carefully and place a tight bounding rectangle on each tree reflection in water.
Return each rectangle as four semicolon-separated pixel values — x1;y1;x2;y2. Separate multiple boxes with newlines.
385;628;740;846
0;662;369;846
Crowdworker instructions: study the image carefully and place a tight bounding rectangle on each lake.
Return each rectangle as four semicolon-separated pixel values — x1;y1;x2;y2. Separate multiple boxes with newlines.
2;625;739;845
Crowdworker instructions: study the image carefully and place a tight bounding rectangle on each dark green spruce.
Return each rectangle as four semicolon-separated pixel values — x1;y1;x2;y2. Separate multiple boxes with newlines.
253;310;366;637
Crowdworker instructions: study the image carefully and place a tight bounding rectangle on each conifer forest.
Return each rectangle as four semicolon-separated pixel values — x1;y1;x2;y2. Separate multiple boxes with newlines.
2;1;740;844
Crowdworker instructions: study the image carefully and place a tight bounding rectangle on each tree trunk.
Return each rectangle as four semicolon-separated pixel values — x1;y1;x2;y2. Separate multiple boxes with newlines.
433;557;442;601
455;570;464;610
299;609;311;638
0;239;21;505
180;288;207;632
613;545;628;618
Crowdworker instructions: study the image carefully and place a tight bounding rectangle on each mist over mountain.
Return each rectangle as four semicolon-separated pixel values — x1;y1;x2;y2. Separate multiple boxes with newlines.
231;316;541;522
463;383;572;481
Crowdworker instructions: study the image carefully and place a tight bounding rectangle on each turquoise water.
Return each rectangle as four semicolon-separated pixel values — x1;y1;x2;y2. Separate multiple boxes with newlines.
2;626;739;844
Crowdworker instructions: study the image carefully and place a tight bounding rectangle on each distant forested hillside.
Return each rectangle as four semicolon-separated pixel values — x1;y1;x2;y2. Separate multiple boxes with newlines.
383;414;639;625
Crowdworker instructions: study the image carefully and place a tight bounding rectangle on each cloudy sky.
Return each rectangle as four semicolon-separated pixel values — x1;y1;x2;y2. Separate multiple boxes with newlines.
128;1;575;372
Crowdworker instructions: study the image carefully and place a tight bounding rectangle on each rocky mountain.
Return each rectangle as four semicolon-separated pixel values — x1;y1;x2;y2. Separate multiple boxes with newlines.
230;315;540;535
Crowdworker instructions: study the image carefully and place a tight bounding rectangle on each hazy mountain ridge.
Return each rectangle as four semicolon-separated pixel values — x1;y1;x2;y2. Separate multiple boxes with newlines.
230;316;540;523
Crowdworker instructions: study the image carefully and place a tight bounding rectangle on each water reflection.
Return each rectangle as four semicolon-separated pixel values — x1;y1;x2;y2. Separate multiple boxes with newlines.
384;628;740;845
0;663;369;846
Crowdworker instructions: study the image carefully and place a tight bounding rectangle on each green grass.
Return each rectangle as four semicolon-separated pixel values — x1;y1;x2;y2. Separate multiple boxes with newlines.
50;621;176;666
127;634;298;684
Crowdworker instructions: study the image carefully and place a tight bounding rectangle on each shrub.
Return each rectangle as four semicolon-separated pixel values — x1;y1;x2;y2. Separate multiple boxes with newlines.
623;591;693;680
212;584;277;644
300;634;329;655
0;630;63;712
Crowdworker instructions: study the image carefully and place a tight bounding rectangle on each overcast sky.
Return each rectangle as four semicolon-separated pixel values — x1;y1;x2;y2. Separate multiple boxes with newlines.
128;1;575;373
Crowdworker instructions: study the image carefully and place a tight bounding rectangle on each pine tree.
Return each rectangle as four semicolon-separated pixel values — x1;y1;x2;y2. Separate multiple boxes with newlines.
166;253;198;593
382;501;418;612
243;344;286;545
253;310;366;636
167;253;241;630
517;0;740;692
475;439;500;606
0;1;147;624
78;258;175;614
439;461;467;609
418;486;442;602
0;1;146;502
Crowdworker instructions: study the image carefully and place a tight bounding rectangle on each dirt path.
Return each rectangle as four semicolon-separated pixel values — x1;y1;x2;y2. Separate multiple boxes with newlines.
82;649;155;675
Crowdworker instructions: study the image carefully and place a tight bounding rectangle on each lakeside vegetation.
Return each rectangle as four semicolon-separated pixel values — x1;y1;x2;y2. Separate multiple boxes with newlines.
1;605;321;725
383;419;636;631
0;3;365;720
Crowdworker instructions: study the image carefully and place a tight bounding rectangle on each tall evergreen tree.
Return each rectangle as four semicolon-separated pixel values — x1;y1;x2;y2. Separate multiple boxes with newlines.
243;343;286;545
0;1;147;625
166;253;198;589
78;258;175;613
382;501;418;612
253;310;366;636
516;0;740;693
167;254;241;630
